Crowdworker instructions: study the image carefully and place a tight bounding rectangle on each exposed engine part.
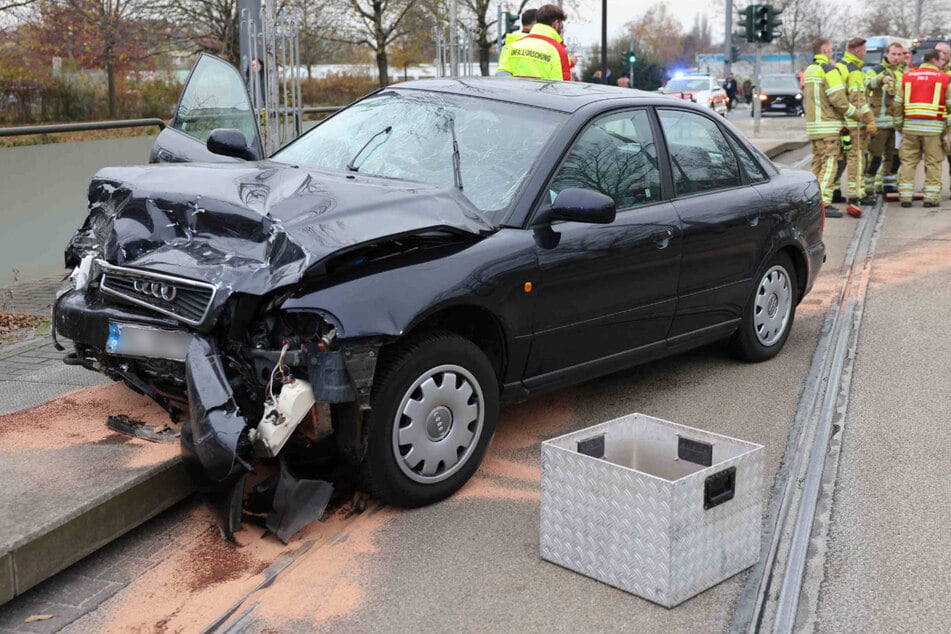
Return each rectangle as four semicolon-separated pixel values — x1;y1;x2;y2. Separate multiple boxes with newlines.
250;378;317;457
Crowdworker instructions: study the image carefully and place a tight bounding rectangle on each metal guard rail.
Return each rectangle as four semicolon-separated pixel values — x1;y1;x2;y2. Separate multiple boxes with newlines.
0;118;167;138
0;107;342;138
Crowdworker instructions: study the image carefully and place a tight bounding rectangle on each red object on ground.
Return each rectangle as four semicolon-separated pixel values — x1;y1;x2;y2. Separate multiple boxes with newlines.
847;203;863;218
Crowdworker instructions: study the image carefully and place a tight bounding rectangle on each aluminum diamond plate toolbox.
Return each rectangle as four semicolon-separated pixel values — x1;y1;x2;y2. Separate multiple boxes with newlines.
540;413;763;608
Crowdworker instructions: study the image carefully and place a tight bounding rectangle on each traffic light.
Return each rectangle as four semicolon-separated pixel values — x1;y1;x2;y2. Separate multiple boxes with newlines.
766;5;783;42
731;44;740;63
754;5;770;43
626;51;637;64
504;11;519;34
737;6;755;44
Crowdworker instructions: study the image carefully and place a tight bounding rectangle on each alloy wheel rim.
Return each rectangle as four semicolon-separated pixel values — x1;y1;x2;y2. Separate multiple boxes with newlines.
392;364;484;484
753;265;792;347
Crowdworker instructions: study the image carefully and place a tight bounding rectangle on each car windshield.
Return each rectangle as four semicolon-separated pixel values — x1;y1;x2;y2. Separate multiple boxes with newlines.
665;78;710;92
761;76;799;91
273;89;566;224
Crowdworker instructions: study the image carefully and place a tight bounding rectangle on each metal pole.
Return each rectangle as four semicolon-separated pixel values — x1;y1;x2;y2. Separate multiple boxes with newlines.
450;0;458;78
724;0;733;77
914;0;923;36
601;0;608;82
629;34;634;81
753;43;762;135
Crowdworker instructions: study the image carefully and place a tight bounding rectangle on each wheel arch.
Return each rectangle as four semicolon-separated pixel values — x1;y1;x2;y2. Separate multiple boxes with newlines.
775;243;808;302
398;304;508;385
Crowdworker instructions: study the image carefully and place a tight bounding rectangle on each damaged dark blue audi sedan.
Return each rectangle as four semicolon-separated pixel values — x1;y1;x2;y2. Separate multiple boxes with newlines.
53;54;825;538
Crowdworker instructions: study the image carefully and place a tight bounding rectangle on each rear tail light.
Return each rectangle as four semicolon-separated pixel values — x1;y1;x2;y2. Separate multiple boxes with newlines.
820;200;826;232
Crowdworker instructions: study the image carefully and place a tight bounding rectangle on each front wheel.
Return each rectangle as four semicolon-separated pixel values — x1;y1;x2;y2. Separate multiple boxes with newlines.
360;330;499;507
730;253;798;362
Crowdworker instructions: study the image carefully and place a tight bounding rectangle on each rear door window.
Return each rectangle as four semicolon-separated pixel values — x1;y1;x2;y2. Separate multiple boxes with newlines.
657;108;742;196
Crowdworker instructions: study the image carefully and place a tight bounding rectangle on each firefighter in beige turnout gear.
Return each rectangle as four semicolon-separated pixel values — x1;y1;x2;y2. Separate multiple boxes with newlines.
804;37;859;218
836;38;878;212
864;42;903;195
895;48;951;207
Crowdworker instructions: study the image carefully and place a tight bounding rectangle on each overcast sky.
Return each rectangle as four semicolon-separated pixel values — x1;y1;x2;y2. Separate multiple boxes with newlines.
564;0;727;48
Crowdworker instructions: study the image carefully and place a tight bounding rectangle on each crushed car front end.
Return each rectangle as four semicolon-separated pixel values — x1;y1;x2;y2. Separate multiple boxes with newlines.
53;162;493;539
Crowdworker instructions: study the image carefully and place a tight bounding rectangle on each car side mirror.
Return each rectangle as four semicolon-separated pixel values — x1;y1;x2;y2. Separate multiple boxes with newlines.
207;128;260;161
550;187;616;224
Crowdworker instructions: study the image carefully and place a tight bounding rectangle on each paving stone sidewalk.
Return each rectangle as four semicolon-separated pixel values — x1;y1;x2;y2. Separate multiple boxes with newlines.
0;275;69;388
0;501;201;634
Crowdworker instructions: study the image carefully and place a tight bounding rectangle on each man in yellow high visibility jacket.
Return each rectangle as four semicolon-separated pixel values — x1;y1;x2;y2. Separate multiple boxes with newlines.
496;4;571;81
804;37;859;217
496;9;537;76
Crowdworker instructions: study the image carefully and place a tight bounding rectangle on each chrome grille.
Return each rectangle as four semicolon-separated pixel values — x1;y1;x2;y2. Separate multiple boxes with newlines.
98;261;216;326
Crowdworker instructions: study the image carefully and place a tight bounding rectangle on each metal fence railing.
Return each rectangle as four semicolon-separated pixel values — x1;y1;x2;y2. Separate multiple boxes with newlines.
0;118;167;138
0;108;345;140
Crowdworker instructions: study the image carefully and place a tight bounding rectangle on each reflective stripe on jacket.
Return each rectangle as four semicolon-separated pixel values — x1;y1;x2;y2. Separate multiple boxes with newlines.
836;51;872;129
496;23;570;81
804;54;856;138
865;61;901;128
895;63;951;134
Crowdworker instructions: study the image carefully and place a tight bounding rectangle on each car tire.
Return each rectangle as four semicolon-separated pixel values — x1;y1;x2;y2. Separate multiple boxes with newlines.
730;253;798;362
360;330;499;507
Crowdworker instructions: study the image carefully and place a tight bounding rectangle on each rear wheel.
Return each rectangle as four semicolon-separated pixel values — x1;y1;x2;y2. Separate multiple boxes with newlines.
730;253;797;362
360;330;498;507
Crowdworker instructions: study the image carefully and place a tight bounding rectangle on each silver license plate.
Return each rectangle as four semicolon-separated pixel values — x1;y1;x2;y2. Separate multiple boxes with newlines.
105;322;191;361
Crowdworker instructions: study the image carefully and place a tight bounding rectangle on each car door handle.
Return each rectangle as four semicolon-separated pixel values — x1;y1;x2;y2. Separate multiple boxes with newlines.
652;228;673;248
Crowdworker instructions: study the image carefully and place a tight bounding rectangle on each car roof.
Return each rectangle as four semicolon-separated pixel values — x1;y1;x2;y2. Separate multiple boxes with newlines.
390;77;659;113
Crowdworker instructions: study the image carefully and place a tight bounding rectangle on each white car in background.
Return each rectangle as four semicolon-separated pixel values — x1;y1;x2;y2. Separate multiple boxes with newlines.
660;75;729;116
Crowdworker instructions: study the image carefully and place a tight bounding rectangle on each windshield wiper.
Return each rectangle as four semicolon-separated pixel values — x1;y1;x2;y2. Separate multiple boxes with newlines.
442;112;464;191
346;125;392;172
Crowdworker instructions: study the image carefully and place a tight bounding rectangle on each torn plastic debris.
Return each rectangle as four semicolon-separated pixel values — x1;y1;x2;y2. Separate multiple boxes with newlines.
184;335;247;483
106;415;179;443
254;459;333;544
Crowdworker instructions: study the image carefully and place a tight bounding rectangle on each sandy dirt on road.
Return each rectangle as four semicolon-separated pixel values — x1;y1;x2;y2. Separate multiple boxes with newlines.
0;382;179;469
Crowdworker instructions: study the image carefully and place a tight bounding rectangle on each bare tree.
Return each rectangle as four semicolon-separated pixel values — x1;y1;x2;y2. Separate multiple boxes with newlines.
163;0;240;62
1;0;36;11
335;0;419;87
25;0;164;117
625;2;684;66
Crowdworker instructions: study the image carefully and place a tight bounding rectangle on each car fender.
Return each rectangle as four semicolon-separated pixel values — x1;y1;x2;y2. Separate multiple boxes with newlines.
280;230;538;343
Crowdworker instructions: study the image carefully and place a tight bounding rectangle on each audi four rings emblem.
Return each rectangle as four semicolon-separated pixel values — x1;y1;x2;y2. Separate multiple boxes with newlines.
133;279;177;301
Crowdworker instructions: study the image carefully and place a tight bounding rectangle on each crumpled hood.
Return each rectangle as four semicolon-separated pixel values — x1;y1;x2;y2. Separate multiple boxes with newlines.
69;161;493;302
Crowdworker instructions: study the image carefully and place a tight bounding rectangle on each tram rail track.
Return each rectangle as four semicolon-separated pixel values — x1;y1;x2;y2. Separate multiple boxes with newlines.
733;195;886;632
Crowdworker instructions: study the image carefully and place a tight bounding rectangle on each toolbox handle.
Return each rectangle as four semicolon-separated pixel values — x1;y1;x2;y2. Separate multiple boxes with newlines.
704;466;736;510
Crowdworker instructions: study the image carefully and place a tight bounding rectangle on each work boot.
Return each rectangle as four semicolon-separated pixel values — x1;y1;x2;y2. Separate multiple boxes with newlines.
923;201;938;208
825;205;844;218
859;193;877;205
900;201;912;208
832;188;844;203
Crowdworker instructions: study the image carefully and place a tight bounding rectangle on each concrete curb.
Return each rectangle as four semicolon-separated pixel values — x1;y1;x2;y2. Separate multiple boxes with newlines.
759;139;809;159
0;459;193;605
